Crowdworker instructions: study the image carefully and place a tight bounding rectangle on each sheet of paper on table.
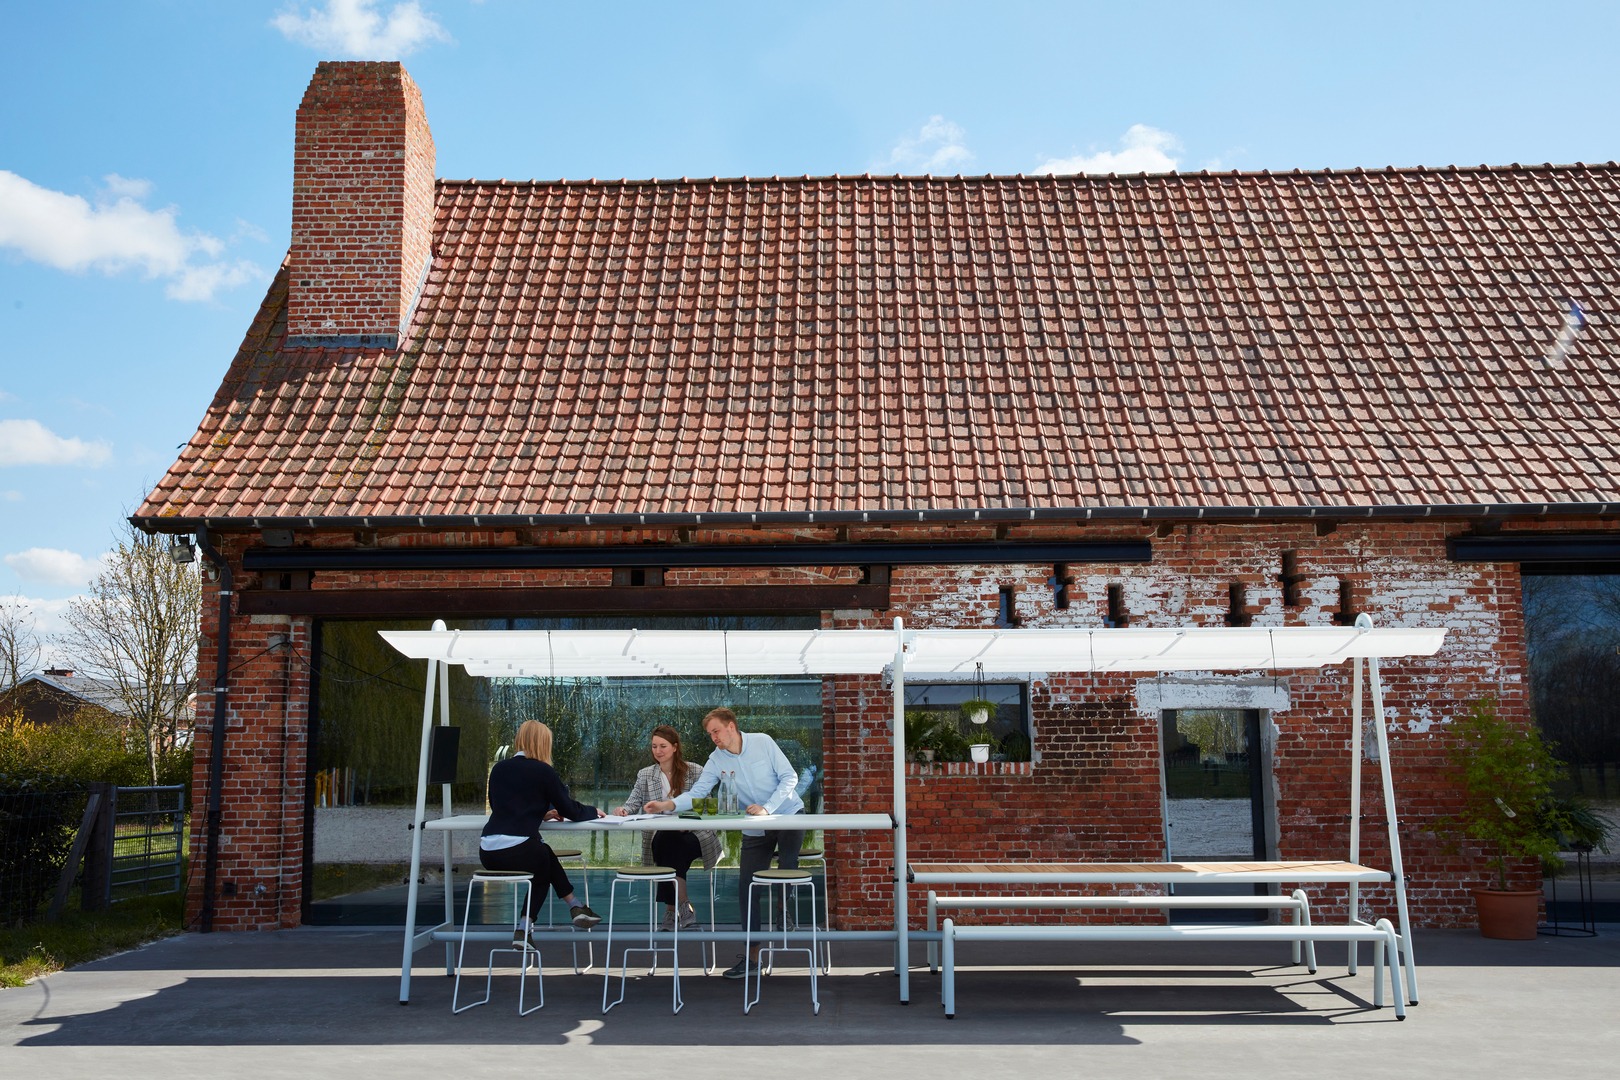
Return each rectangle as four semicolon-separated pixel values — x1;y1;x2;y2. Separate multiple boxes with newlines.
601;812;673;824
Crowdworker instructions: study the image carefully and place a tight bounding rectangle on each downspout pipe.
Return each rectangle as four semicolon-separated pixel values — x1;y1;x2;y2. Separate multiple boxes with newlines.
195;525;233;933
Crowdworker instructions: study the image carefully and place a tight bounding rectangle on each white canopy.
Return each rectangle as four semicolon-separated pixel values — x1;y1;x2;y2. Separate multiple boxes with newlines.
378;625;1447;679
392;616;1435;1005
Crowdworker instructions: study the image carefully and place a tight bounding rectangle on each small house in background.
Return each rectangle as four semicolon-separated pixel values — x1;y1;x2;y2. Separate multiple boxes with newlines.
134;61;1620;933
0;670;129;727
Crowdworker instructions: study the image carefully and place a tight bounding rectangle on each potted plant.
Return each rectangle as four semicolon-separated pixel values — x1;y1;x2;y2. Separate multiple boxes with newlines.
958;697;999;761
1538;793;1613;875
959;698;999;726
904;711;944;764
1439;699;1566;939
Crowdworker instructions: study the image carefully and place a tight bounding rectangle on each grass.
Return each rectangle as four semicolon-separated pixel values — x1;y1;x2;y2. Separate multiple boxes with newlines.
0;889;185;989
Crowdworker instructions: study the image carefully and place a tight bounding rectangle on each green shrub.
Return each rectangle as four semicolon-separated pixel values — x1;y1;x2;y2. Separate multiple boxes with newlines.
0;773;85;924
0;714;191;799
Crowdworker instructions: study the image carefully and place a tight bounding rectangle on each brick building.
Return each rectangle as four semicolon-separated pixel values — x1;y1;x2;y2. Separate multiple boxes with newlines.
135;61;1619;932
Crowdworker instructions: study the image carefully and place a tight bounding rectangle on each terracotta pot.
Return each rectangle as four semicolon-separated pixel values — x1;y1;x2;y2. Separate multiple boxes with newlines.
1471;888;1541;940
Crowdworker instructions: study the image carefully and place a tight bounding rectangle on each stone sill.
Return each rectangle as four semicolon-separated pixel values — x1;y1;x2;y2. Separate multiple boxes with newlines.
906;761;1033;777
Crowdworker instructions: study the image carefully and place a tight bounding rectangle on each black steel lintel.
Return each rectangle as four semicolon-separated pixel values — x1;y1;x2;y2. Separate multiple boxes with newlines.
241;540;1152;573
1448;535;1620;564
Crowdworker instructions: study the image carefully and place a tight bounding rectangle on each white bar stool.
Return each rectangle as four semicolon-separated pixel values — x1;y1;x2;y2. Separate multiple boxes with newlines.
699;866;722;975
546;845;594;973
744;867;819;1014
794;847;830;973
602;865;682;1014
452;870;543;1015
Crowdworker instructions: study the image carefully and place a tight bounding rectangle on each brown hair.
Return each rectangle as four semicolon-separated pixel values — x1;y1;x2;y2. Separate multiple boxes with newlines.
512;720;553;764
650;724;687;794
703;707;738;729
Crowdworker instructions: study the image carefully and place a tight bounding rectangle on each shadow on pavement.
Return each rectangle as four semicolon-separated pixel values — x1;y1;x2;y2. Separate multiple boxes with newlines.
1;933;1455;1047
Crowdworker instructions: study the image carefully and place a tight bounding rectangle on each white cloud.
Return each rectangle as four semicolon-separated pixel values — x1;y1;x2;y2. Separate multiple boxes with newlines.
0;389;15;402
887;115;974;174
0;419;111;467
4;548;109;587
1036;124;1183;175
0;171;264;302
1;491;21;502
101;174;153;200
272;0;451;58
232;219;270;244
167;260;263;303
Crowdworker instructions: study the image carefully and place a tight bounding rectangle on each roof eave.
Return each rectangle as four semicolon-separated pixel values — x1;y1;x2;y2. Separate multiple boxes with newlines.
127;501;1619;535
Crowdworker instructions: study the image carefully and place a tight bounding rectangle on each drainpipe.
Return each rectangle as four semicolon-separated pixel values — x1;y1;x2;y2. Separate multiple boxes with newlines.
195;526;233;933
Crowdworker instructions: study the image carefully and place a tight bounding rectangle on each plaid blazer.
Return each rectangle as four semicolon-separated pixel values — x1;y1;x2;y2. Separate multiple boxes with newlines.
620;762;723;871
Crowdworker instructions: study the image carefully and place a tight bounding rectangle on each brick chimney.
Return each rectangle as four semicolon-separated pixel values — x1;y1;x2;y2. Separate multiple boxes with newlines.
287;61;435;349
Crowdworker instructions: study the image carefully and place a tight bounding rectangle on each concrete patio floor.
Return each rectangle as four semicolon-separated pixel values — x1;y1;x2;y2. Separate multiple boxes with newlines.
2;927;1616;1079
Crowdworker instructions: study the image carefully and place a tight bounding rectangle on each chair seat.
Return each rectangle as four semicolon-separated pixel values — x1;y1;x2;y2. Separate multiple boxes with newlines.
549;848;583;859
470;870;534;881
617;865;677;878
796;848;824;859
754;867;813;882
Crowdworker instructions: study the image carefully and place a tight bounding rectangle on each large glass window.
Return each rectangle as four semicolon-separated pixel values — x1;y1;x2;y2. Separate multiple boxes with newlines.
902;682;1030;762
1523;574;1620;797
305;615;821;921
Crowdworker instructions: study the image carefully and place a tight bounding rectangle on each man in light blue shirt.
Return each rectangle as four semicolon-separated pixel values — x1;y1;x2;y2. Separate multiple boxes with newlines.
646;706;804;979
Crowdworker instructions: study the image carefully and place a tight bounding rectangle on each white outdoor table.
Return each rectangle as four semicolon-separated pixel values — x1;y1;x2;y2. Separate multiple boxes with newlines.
424;812;894;835
401;811;896;1000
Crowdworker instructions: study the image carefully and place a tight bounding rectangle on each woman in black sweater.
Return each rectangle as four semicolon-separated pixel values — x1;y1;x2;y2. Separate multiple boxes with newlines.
481;720;604;931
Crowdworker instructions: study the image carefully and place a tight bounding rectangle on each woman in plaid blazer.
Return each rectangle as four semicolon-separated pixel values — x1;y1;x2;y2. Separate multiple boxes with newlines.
616;725;722;929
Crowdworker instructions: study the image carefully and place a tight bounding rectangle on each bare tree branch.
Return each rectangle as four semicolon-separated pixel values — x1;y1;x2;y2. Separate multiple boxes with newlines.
56;519;200;783
0;593;43;692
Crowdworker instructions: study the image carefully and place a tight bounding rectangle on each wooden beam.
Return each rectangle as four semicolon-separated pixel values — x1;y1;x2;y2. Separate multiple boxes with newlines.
47;787;105;922
239;584;891;617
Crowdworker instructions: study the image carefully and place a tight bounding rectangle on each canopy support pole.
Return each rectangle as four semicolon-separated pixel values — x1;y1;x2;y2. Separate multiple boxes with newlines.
1347;654;1363;973
892;616;910;1003
1370;652;1419;1003
439;652;454;976
399;619;447;1004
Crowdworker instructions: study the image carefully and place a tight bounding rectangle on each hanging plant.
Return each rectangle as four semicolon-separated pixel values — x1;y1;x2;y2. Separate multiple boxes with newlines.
959;698;999;726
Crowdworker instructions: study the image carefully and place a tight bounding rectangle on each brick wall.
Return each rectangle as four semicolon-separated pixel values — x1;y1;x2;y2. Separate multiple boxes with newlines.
287;61;435;349
185;519;1590;930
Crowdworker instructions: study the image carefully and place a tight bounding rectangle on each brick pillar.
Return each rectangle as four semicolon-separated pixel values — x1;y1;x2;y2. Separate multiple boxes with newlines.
287;60;436;349
186;541;313;930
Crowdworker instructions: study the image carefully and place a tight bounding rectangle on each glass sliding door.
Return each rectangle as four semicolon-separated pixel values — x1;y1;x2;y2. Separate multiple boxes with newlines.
1161;708;1269;921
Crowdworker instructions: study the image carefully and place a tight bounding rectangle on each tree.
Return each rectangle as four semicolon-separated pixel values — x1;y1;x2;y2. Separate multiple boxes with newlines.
1;593;43;693
57;520;200;784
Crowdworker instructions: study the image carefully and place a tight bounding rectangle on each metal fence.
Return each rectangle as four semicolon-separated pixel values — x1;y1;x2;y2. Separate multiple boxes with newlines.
0;784;88;924
109;785;185;901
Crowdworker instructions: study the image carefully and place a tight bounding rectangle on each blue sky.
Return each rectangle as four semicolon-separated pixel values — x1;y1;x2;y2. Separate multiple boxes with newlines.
2;0;1617;639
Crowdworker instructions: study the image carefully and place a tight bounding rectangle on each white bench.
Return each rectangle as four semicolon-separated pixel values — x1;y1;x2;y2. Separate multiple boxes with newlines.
938;917;1407;1019
925;889;1321;972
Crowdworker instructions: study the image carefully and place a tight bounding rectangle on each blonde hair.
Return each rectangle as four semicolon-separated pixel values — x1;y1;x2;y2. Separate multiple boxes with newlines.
703;707;738;729
512;720;553;764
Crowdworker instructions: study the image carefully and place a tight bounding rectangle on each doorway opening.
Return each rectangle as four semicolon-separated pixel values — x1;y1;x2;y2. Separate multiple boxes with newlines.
1161;708;1270;921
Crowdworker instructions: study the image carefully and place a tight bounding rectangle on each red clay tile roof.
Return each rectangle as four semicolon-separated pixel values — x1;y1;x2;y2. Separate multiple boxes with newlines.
137;165;1620;526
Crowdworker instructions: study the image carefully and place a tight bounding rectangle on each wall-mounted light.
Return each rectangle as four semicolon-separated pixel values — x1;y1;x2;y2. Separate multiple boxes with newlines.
168;538;195;565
